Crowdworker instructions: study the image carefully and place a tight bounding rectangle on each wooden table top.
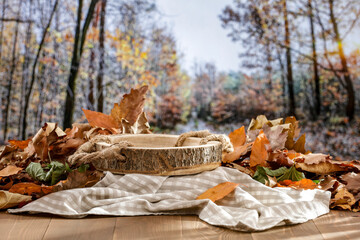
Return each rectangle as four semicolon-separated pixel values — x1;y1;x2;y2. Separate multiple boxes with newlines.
1;210;359;239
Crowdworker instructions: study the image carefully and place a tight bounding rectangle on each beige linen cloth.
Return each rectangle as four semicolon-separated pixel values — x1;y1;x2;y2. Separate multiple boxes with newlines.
9;167;331;232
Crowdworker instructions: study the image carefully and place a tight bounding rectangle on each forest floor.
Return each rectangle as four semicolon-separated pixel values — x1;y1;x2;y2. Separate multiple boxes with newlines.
164;117;360;161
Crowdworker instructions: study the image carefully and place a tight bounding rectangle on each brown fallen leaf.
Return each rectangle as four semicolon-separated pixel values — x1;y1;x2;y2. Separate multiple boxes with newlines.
319;175;340;192
248;115;269;131
9;182;54;197
0;165;23;177
0;190;32;209
196;182;239;202
293;134;306;154
229;126;246;147
0;178;13;190
71;123;92;139
341;172;360;201
250;130;270;167
54;170;103;191
223;142;252;163
330;188;356;211
111;85;148;126
262;124;289;151
82;108;119;130
284;116;300;150
267;150;294;168
8;139;32;150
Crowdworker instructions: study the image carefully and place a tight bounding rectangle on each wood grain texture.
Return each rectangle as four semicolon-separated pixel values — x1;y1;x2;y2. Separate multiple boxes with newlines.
114;215;183;240
43;216;116;240
5;214;51;240
313;210;360;240
1;211;359;239
251;219;323;240
92;134;223;176
181;215;253;240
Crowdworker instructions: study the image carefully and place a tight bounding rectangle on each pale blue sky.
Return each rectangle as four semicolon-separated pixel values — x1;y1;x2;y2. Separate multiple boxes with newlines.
156;0;242;74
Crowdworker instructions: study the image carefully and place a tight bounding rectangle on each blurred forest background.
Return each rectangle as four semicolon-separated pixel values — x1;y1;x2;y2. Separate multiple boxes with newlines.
0;0;359;160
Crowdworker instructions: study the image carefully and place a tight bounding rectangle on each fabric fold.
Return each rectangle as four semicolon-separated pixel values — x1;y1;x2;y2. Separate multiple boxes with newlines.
8;167;331;232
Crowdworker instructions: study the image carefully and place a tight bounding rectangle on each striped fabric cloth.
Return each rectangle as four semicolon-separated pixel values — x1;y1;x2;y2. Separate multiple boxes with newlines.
9;167;331;232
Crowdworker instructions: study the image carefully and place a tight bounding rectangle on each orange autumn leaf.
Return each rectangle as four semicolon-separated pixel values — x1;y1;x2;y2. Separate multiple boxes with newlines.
228;126;246;147
9;182;54;196
223;142;252;163
249;130;270;167
278;179;317;190
82;108;119;130
0;165;23;177
8;139;31;150
196;182;239;202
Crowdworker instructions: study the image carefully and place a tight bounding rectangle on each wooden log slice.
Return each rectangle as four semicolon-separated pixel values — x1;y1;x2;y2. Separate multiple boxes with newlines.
92;134;222;176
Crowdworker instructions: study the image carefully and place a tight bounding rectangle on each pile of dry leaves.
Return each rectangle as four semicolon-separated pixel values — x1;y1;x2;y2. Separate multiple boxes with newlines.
1;85;359;213
0;86;150;209
220;115;360;212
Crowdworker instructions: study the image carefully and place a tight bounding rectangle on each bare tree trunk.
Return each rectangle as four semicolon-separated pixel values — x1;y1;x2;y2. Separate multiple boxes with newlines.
329;0;355;121
3;1;22;141
283;0;296;117
63;0;99;129
21;0;58;139
0;0;6;60
96;0;107;112
308;0;321;117
18;1;33;137
87;4;100;110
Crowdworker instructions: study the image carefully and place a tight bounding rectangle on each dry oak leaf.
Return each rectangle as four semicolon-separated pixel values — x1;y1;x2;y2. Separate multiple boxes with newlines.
294;154;355;174
250;130;270;168
0;165;23;177
341;172;360;201
31;122;66;161
8;139;32;150
196;182;239;202
82;108;119;131
110;85;148;126
330;188;356;211
0;190;32;209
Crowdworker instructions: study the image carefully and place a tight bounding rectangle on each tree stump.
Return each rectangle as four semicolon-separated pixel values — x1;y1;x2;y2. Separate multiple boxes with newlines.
87;134;223;175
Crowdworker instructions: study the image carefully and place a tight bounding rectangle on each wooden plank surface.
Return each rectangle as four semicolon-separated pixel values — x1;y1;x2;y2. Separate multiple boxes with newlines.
251;218;323;240
0;211;359;239
43;216;116;240
313;210;360;240
114;215;183;240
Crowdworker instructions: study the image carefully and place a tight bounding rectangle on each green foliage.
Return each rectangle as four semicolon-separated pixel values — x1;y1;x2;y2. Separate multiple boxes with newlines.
253;166;288;184
26;161;71;185
253;165;305;184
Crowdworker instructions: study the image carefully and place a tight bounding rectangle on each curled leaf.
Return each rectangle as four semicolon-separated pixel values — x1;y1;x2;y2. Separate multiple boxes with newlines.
0;190;32;209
